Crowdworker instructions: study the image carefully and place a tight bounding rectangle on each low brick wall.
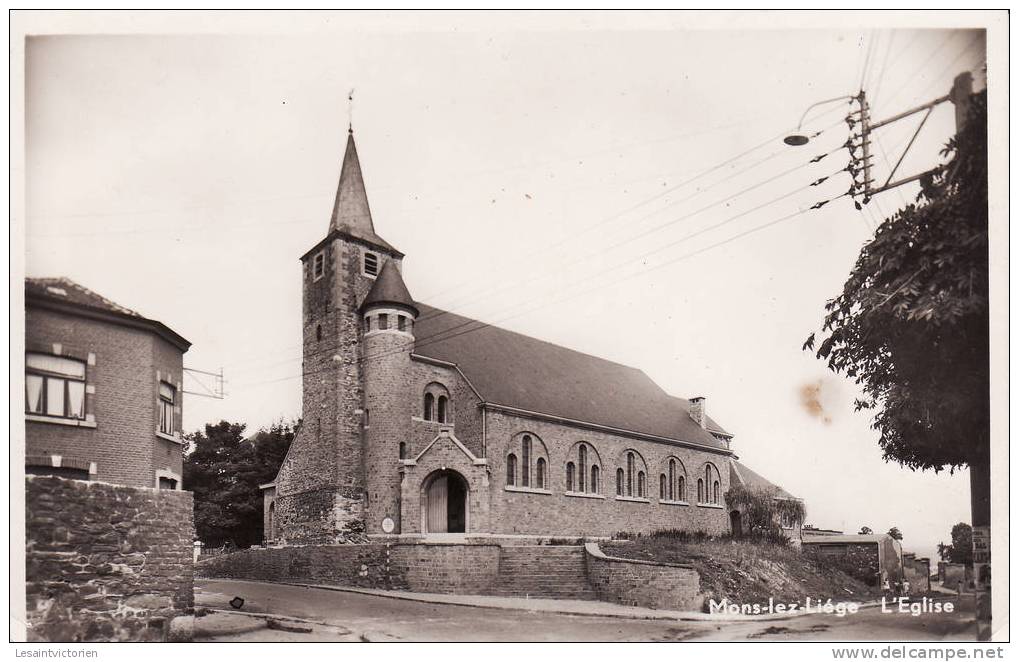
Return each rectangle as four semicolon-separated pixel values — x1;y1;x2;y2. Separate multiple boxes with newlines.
584;543;702;611
391;543;501;594
195;544;399;589
25;476;195;642
196;542;503;595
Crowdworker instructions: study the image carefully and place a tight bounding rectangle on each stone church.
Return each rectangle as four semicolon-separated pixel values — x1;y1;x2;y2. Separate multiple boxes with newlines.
262;129;800;544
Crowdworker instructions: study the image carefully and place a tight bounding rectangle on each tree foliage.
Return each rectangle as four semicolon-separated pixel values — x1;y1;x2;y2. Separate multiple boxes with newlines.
725;484;805;537
858;526;873;535
183;419;296;547
937;522;974;565
887;526;903;541
804;91;988;473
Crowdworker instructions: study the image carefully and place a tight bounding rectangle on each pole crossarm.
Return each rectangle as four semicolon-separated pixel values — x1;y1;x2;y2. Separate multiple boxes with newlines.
868;94;950;132
183;366;226;399
882;107;935;188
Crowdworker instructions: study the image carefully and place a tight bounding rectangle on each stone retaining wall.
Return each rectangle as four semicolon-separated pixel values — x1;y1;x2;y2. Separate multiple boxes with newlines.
197;540;705;611
196;542;503;595
390;543;501;594
25;476;194;642
584;543;702;611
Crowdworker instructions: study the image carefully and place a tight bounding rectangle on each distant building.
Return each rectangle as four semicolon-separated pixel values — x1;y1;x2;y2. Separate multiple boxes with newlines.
263;129;799;544
902;552;931;593
802;533;903;587
801;525;845;538
24;277;191;488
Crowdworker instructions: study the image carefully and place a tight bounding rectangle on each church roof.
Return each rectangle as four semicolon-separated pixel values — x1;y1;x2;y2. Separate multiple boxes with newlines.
729;459;799;500
413;303;730;451
328;131;401;255
361;259;418;315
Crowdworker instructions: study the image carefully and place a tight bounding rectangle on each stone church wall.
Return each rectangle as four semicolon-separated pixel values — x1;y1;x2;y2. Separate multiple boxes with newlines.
24;476;194;642
485;410;731;537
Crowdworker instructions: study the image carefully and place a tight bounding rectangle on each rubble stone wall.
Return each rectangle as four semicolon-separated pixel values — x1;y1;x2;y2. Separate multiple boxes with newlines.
25;476;194;642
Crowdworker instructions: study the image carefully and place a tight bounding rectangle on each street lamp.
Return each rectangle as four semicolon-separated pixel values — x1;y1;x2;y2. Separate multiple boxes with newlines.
783;94;858;146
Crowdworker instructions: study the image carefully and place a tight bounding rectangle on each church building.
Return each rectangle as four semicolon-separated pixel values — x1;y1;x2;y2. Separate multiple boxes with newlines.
263;129;800;544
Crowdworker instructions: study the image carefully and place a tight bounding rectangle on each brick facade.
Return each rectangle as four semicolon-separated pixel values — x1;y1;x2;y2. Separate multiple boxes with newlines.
25;305;186;489
25;476;194;642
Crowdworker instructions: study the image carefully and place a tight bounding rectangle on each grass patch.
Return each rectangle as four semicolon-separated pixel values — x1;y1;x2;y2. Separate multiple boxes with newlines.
602;533;881;610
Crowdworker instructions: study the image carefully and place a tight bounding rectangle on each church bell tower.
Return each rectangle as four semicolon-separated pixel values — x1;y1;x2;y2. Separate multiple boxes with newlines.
272;128;404;544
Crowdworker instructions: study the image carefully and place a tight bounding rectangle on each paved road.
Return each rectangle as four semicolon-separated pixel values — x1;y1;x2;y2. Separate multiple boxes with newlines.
195;579;977;643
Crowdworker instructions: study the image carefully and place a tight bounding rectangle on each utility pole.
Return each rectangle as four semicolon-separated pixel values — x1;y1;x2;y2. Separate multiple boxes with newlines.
793;71;990;639
939;71;991;643
865;70;989;641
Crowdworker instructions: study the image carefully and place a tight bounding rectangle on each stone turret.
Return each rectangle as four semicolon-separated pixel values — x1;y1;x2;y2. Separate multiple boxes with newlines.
360;259;418;534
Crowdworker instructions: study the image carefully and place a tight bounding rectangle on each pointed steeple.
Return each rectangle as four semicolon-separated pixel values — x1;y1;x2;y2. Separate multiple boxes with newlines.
331;130;374;234
360;258;418;316
327;130;401;255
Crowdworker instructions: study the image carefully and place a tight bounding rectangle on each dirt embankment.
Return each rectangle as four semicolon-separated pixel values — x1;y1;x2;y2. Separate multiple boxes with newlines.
601;538;882;607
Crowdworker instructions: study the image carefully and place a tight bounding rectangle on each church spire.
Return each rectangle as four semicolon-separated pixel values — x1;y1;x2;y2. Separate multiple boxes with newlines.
329;130;375;236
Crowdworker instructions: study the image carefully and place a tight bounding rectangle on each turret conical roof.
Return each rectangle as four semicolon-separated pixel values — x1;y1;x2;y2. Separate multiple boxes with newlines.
360;258;418;316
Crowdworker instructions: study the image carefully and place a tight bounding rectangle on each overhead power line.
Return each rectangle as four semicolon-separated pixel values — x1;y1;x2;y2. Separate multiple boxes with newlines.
230;133;852;379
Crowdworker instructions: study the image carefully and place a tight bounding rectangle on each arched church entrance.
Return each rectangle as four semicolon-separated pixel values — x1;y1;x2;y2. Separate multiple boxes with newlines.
729;510;743;538
422;469;469;534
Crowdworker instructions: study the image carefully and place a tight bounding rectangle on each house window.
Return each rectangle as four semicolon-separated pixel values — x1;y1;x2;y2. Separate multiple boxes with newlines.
660;474;667;500
158;382;176;435
697;479;704;503
316;324;322;341
679;476;686;502
312;251;325;281
424;393;434;421
363;251;380;277
378;314;389;331
158;477;178;490
437;396;448;423
364;316;372;333
399;442;406;459
714;480;720;505
668;459;676;501
507;453;517;486
536;457;546;489
616;468;624;496
25;353;86;420
521;436;531;487
566;462;575;492
637;471;646;498
591;465;599;493
398;315;407;332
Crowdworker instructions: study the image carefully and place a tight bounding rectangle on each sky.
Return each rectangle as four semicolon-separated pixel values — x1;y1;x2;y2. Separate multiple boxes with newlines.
19;12;995;564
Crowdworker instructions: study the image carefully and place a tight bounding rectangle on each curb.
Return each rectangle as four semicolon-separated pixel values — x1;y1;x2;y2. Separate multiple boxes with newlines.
198;577;882;624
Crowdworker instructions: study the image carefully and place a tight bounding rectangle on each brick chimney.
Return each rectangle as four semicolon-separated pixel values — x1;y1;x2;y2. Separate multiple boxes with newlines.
689;396;706;428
